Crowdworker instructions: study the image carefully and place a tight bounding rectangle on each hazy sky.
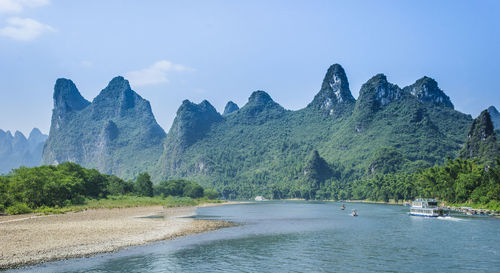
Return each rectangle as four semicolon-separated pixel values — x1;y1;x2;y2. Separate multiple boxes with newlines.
1;0;499;136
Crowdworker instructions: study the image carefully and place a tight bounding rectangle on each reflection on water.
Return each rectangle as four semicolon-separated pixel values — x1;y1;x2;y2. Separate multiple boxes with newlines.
10;201;500;273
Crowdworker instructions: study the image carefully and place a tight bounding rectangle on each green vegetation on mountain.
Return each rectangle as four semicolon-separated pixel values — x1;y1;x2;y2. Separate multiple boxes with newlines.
0;163;219;215
42;63;497;202
459;110;499;164
349;158;500;210
158;65;472;199
42;77;166;179
223;101;239;115
345;111;500;209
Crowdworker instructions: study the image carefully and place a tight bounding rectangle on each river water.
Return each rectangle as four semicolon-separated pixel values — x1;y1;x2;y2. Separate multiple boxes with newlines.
11;201;500;272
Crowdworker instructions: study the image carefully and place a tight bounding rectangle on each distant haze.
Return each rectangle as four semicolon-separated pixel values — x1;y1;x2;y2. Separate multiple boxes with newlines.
0;0;499;135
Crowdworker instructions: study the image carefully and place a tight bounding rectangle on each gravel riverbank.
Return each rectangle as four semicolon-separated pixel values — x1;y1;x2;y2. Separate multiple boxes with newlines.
0;205;233;269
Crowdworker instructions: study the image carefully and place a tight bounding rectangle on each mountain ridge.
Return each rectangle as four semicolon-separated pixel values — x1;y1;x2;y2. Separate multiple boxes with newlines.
156;64;472;198
42;77;166;179
41;63;474;198
0;128;48;173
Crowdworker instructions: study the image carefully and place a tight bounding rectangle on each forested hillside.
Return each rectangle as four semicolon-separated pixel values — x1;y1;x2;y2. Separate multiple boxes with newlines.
347;111;500;209
41;63;493;200
157;64;473;199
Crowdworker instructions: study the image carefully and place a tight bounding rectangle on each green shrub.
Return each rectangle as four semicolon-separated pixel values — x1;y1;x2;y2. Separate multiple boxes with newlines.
134;172;153;197
204;188;219;200
6;203;32;215
183;183;204;198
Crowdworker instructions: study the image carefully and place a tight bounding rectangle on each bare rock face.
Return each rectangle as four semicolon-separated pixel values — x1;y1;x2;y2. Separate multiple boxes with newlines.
403;77;454;109
308;64;355;116
42;76;166;179
354;73;404;118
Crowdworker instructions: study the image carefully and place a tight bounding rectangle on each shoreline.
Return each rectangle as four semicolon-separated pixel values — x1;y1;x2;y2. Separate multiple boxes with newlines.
0;203;237;270
270;198;499;216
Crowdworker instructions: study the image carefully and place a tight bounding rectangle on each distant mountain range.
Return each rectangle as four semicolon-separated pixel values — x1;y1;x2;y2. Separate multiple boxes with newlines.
0;128;47;173
2;63;498;198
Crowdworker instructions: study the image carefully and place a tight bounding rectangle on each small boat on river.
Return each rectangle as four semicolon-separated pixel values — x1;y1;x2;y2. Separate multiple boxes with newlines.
254;196;266;201
409;198;448;217
352;209;358;217
341;204;345;210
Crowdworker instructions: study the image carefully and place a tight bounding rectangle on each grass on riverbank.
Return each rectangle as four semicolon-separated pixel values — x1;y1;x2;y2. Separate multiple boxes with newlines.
20;195;224;215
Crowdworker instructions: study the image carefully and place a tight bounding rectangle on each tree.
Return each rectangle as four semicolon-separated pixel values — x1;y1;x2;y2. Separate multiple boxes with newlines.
135;173;153;197
106;175;133;195
204;188;219;200
183;183;204;198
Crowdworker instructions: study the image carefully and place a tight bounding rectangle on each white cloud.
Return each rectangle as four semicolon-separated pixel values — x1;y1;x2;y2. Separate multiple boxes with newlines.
0;16;54;41
125;60;193;86
0;0;50;14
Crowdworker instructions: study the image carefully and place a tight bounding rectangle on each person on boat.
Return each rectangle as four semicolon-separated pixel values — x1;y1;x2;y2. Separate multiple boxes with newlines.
341;204;345;210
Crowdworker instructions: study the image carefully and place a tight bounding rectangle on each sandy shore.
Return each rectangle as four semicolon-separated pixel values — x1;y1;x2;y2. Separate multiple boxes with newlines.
0;205;233;270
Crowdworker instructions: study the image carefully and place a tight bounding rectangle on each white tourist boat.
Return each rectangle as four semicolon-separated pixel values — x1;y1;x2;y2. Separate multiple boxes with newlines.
410;198;448;217
254;196;266;201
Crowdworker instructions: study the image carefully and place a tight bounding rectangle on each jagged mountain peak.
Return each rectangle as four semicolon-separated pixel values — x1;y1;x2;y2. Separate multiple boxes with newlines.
93;76;135;102
366;73;388;84
487;106;500;130
243;90;283;109
54;78;90;112
107;76;130;89
321;64;349;91
178;99;219;115
13;131;27;141
356;73;403;109
248;90;273;104
223;101;239;115
459;109;498;163
200;100;218;111
166;99;222;150
0;127;48;173
90;76;152;119
43;76;166;178
28;128;43;140
474;110;495;136
239;90;285;121
0;130;13;139
403;76;454;109
308;63;355;115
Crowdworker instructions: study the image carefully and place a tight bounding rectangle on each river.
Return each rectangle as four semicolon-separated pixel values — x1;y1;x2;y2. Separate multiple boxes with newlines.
10;201;500;272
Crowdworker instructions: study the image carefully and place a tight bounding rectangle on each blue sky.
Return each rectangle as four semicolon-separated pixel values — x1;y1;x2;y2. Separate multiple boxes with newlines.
0;0;499;135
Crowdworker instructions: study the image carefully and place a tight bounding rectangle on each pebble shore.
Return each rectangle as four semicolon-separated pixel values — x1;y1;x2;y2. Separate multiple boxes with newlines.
0;205;233;269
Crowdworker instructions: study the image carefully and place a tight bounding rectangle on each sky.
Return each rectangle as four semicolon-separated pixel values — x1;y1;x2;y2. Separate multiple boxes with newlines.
0;0;499;136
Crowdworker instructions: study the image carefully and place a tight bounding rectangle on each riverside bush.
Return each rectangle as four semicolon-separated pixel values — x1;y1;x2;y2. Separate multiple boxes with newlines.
1;164;220;215
6;203;32;215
